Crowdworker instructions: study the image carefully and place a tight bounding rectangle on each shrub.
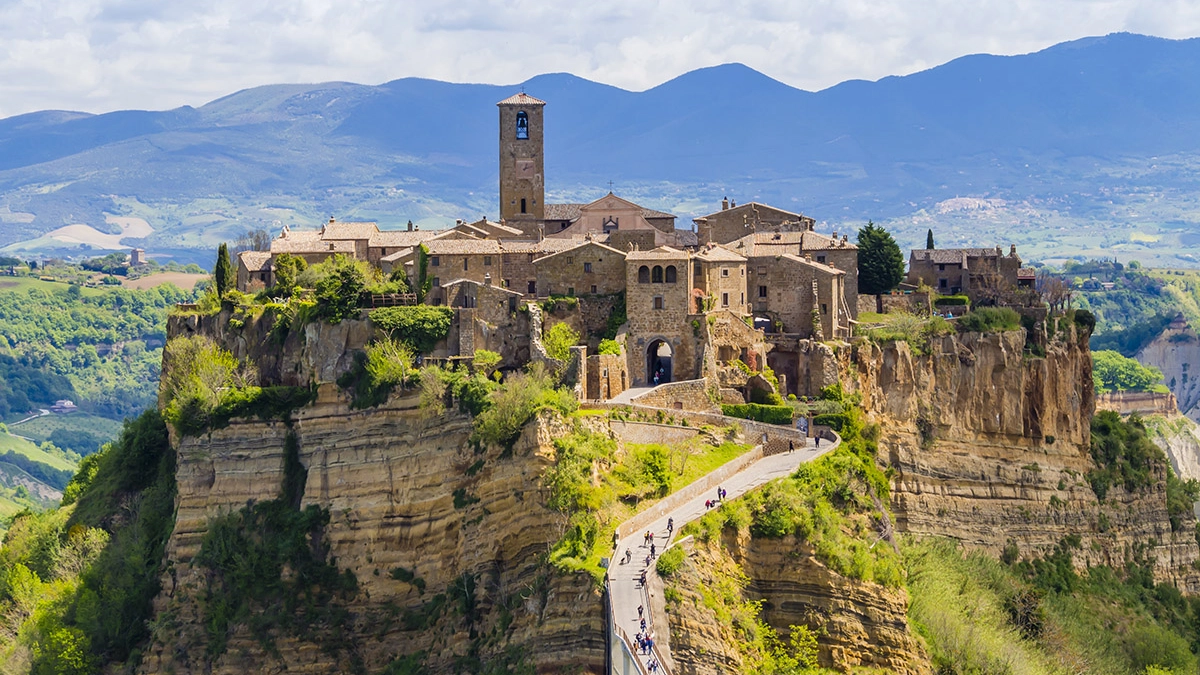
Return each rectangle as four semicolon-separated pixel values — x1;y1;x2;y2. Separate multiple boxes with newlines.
656;546;685;577
933;294;969;306
721;403;793;426
956;307;1021;334
543;322;580;361
813;412;847;432
597;338;621;355
1092;349;1167;394
471;363;577;449
370;305;453;353
1087;411;1165;500
310;254;369;323
472;349;502;377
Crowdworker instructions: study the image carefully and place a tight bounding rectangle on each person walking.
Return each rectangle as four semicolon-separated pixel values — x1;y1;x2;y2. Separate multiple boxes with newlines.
650;542;656;558
667;517;674;534
637;604;644;618
816;435;821;448
788;439;795;453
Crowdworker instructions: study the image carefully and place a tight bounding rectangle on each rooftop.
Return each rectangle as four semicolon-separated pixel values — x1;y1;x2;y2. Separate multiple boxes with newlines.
270;238;358;254
368;230;445;248
321;220;380;240
731;230;855;256
532;240;626;264
694;244;747;263
238;251;272;271
626;245;687;261
544;201;677;222
424;239;504;255
497;92;546;106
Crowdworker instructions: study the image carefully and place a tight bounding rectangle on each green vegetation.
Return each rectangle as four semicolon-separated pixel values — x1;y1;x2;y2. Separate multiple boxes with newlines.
0;409;177;673
721;403;794;426
1092;350;1168;394
1090;313;1174;356
655;546;685;577
855;311;955;354
214;243;234;297
1088;411;1170;501
0;431;78;472
369;305;452;353
908;537;1200;675
597;338;621;355
602;292;627;340
160;335;316;436
339;338;418;408
544;425;751;584
856;221;905;310
957;307;1022;334
542;321;580;361
12;413;121;457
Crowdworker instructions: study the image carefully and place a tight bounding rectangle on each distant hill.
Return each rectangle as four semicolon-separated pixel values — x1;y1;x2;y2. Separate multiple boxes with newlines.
4;32;1200;266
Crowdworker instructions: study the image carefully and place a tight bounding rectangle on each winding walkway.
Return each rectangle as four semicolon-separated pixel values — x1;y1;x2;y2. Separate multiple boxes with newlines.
607;433;840;674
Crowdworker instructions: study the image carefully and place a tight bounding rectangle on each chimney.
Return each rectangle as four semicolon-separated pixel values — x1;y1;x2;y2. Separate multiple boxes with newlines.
1010;244;1017;256
485;272;493;286
407;221;413;232
842;235;848;243
329;217;336;224
996;246;1002;256
721;197;729;211
730;199;736;208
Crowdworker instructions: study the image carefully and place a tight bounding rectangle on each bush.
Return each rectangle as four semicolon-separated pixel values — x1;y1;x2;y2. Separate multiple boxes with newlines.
1092;349;1167;394
656;546;685;577
543;322;580;361
369;305;453;353
956;307;1021;334
934;294;970;306
597;338;621;355
721;403;794;426
310;254;369;323
813;412;848;432
471;363;577;450
1088;411;1165;500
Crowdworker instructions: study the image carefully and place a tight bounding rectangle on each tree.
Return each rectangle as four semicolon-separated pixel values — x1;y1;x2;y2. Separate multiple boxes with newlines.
214;243;235;298
857;221;905;313
1092;350;1166;393
270;253;307;296
234;229;271;253
926;229;935;250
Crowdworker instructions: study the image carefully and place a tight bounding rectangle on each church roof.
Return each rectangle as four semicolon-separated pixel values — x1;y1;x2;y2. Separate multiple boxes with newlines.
497;92;546;106
544;200;676;222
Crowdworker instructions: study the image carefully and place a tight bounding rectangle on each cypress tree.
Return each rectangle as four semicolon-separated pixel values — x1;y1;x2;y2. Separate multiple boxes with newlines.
214;243;235;298
926;229;935;250
857;221;906;313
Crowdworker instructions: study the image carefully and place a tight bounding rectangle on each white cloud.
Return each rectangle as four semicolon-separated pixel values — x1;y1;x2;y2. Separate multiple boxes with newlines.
0;0;1197;118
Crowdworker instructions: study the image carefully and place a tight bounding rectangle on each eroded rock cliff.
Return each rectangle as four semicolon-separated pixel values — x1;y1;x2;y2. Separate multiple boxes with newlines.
849;325;1200;591
140;392;605;674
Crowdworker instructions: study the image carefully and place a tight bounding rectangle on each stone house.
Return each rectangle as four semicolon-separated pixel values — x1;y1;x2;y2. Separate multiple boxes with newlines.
236;251;273;292
730;229;858;322
499;238;588;297
625;246;697;386
691;244;749;315
693;199;816;246
534;240;627;297
415;239;504;305
907;245;1023;301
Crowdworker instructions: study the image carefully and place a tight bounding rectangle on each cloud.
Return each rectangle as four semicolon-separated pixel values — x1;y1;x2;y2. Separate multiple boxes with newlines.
0;0;1197;118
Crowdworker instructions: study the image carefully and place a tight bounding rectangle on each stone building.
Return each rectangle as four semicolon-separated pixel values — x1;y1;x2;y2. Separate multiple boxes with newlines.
730;230;858;326
237;251;273;291
625;246;697;386
692;244;749;315
544;193;681;246
534;240;627;297
907;245;1023;301
693;199;816;246
498;93;546;238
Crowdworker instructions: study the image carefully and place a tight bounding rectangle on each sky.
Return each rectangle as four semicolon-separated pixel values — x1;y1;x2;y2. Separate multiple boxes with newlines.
2;0;1199;119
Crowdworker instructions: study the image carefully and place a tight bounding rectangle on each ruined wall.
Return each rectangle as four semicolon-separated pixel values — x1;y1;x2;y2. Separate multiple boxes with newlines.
1096;391;1179;416
850;326;1200;590
141;396;606;675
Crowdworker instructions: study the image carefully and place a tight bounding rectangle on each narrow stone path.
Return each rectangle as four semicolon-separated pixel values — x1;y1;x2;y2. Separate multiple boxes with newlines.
608;386;655;405
608;435;839;673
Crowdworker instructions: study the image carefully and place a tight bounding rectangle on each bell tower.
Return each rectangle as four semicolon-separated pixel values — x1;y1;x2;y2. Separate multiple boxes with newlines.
497;92;546;237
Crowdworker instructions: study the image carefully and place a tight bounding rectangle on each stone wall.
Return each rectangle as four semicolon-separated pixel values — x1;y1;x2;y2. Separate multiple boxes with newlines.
630;378;718;412
856;291;930;316
1096;391;1179;416
586;353;628;400
607;419;701;446
535;242;626;297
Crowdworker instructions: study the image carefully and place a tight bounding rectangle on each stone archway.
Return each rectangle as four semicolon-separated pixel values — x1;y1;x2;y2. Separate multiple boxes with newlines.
647;339;673;385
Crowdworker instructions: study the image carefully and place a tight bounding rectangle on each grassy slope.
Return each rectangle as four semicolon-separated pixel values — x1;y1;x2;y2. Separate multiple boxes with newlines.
0;276;106;297
0;431;78;472
14;413;124;449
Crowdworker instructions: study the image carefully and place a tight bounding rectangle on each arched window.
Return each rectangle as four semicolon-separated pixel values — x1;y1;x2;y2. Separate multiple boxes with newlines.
520;198;527;214
652;266;664;283
638;266;650;283
516;111;529;139
665;265;677;283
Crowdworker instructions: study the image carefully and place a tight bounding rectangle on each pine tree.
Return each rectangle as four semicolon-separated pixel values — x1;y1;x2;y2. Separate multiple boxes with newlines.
857;221;906;313
926;229;935;250
214;243;235;298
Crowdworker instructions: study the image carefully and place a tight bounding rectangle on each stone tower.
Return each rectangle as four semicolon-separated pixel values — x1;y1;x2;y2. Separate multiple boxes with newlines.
497;92;546;238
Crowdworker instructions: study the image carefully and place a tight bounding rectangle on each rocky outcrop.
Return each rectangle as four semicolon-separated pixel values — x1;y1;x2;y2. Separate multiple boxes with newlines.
666;533;931;674
1138;321;1200;420
850;325;1200;591
1146;412;1200;482
140;393;606;674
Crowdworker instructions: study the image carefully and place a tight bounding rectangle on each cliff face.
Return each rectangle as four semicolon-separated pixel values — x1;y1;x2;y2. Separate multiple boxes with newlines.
1138;323;1200;421
849;326;1200;590
666;533;931;675
140;392;605;674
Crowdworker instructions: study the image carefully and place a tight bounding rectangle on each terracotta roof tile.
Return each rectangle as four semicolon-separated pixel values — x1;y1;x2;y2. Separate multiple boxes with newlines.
321;221;379;240
497;92;546;106
424;239;504;255
694;245;746;262
270;239;357;254
238;251;272;271
368;230;444;248
626;245;687;261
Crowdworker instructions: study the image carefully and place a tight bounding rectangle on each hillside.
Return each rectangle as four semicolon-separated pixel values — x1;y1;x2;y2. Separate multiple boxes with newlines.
4;33;1200;265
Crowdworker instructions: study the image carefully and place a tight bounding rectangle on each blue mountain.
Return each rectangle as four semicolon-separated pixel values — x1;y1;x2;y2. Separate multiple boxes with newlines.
3;32;1200;255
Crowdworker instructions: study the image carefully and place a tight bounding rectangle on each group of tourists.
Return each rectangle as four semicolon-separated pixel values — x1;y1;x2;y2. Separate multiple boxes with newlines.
704;486;727;510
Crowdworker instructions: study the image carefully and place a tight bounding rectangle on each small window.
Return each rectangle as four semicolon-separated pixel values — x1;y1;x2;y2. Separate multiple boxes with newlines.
516;111;529;139
653;296;664;310
740;293;744;304
817;255;826;264
567;256;574;264
741;268;744;276
602;368;608;377
638;266;650;283
504;278;510;288
528;280;536;294
821;303;828;314
665;265;677;283
938;263;945;272
694;262;702;276
758;285;767;298
652;266;664;283
463;258;468;271
939;278;948;289
521;198;527;214
591;285;597;294
722;292;729;306
584;262;592;273
484;256;492;266
432;277;440;287
433;297;443;306
508;296;517;312
568;287;575;296
721;268;729;277
431;256;440;267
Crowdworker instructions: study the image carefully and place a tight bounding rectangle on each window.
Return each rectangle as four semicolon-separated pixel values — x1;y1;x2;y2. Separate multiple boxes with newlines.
939;278;948;289
509;297;517;312
740;293;744;305
722;292;729;306
758;285;767;298
817;255;826;264
741;268;744;276
758;267;766;275
653;296;664;310
566;256;573;264
721;268;729;277
821;303;828;314
638;265;650;283
521;198;527;214
463;258;469;271
584;262;592;273
432;277;440;287
591;285;597;294
652;266;664;283
516;111;529;139
665;265;677;283
528;280;536;294
504;279;510;288
568;287;575;296
431;256;440;267
433;297;443;306
938;263;945;272
484;256;492;266
694;262;702;277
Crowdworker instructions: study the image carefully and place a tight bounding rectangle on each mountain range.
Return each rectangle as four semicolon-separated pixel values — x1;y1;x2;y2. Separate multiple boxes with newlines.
3;32;1200;266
